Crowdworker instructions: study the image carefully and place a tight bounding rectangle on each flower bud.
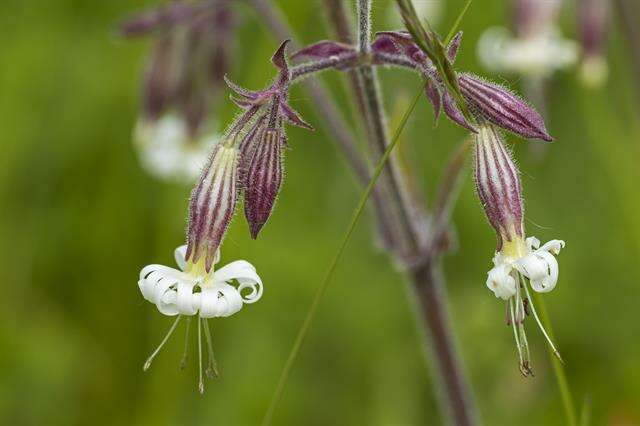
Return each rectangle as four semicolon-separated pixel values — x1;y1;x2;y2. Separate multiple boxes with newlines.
460;74;553;141
186;143;239;271
244;128;284;239
474;124;524;250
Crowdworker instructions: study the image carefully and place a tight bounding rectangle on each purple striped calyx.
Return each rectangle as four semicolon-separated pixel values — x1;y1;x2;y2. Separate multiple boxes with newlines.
474;123;524;252
244;128;285;239
186;143;239;272
370;30;553;141
218;40;314;239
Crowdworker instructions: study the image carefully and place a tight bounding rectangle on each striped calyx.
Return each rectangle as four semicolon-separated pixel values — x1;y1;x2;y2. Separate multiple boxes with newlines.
244;128;284;239
474;124;524;251
186;143;239;271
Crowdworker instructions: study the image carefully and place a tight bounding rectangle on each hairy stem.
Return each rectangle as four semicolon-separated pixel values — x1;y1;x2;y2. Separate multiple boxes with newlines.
342;1;477;423
410;259;476;426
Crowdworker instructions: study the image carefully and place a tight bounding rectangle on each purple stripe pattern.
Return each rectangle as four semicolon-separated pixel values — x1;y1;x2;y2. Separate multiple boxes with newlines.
186;144;239;271
460;74;553;141
244;129;284;239
474;124;524;250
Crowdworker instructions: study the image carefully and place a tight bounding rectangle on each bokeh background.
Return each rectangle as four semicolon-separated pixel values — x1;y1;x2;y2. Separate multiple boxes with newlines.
1;0;639;425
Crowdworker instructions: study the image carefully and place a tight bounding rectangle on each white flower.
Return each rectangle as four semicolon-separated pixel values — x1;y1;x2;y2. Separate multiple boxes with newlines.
484;235;565;376
138;245;263;392
487;236;565;300
134;114;219;182
139;245;262;318
477;27;578;77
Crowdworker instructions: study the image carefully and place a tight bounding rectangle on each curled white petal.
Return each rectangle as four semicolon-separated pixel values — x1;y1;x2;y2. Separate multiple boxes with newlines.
198;284;244;318
213;260;263;304
174;245;188;271
539;239;565;255
486;264;517;300
516;251;559;293
525;236;541;251
138;250;264;318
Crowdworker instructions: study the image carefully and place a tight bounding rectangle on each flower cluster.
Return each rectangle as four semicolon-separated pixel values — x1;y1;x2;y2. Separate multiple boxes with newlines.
136;40;313;391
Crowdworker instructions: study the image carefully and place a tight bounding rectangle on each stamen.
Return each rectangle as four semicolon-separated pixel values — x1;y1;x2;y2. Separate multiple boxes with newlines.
180;317;192;370
202;318;220;378
510;299;533;377
509;299;525;369
198;316;204;394
517;321;533;377
521;276;564;363
505;302;512;326
143;315;182;372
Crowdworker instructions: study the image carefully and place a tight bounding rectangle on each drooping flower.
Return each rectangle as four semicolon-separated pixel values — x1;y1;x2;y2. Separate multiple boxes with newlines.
139;245;263;392
474;123;564;376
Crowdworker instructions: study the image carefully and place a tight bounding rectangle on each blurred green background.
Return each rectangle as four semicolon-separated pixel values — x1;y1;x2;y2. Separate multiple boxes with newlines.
1;0;639;425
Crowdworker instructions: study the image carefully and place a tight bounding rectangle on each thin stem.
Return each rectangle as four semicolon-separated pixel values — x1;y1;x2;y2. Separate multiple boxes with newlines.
355;0;425;254
357;0;371;54
143;315;182;372
261;83;425;426
410;260;477;425
522;277;562;361
531;291;577;426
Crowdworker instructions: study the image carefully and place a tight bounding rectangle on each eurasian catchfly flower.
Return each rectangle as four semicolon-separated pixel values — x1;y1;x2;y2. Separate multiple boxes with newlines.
122;0;236;181
474;123;564;376
139;244;263;393
476;0;577;78
136;40;314;391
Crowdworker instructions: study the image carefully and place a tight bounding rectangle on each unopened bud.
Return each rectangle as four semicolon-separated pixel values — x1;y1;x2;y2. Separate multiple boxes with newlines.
460;74;553;141
244;128;284;239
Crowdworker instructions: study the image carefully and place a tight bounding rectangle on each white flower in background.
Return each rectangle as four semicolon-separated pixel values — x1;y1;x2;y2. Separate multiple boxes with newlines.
134;114;219;182
477;0;577;78
138;245;263;392
477;26;578;78
474;123;565;376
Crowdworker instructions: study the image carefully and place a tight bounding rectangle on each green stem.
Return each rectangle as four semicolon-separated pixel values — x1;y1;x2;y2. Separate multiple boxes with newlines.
531;292;577;426
260;83;425;426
